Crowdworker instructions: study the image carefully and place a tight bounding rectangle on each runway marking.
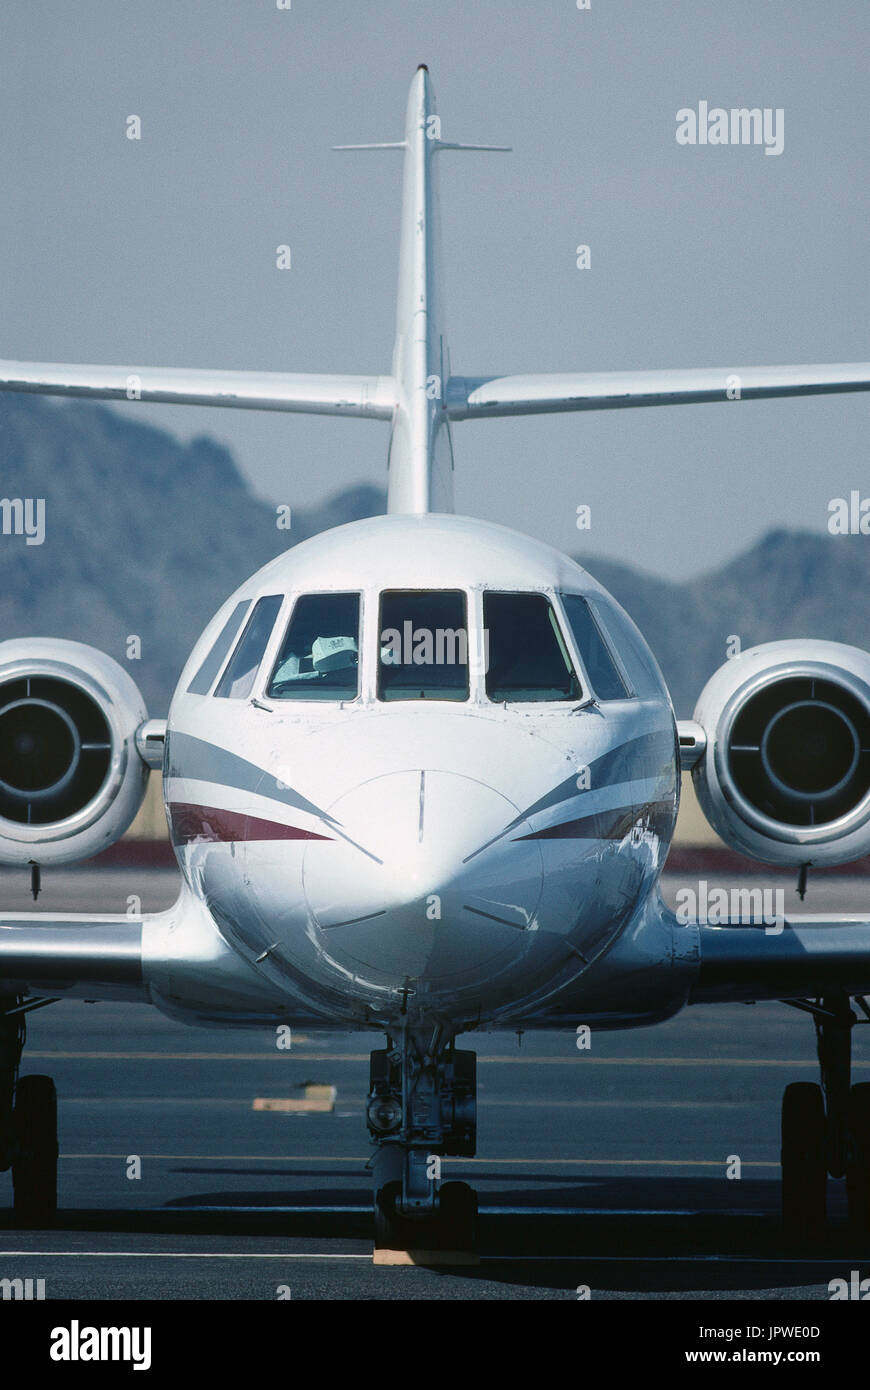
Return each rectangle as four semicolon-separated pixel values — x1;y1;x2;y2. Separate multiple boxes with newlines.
136;1203;765;1217
0;1251;371;1260
26;1051;862;1067
152;1204;376;1214
26;1051;333;1061
253;1086;336;1113
57;1153;780;1167
0;1251;854;1267
479;1099;750;1109
56;1099;257;1107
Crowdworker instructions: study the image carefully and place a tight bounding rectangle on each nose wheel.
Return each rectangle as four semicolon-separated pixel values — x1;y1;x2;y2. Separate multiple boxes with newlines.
368;1032;479;1261
374;1176;478;1255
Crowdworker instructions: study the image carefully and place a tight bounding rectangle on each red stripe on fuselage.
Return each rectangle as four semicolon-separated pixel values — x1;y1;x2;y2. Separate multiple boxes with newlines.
167;802;333;846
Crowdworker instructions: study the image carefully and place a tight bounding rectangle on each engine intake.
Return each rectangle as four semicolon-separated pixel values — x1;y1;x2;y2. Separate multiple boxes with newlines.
0;639;150;866
693;640;870;867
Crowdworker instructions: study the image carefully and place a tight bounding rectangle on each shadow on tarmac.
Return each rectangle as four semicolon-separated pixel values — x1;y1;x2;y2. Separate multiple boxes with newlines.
3;1176;869;1295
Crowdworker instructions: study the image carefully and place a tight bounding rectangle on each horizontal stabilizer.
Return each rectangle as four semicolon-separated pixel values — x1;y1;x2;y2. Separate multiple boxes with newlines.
446;363;870;419
333;142;510;153
437;142;512;152
0;360;397;420
332;142;407;151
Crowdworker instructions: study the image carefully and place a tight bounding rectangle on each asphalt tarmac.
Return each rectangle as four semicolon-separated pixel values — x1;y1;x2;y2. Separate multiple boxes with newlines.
1;867;870;1302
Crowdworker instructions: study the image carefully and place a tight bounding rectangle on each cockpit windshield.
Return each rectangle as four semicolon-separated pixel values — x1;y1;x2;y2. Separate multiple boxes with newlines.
378;591;469;701
483;592;581;702
267;593;361;701
226;587;608;707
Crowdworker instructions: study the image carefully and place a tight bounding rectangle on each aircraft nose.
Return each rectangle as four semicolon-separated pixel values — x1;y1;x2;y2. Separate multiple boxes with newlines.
302;769;543;981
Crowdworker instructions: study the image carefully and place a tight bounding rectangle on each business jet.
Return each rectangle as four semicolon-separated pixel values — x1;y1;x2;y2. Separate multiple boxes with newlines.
1;68;869;1255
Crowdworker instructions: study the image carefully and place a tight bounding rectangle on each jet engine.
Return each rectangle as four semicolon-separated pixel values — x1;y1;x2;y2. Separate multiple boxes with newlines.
692;639;870;867
0;639;150;866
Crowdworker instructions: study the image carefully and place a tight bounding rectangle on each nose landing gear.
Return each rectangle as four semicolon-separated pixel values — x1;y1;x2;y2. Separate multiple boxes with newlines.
781;993;870;1238
367;1031;479;1262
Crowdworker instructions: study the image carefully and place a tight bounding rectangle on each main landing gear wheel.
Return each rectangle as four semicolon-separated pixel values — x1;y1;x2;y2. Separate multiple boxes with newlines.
846;1082;870;1236
12;1075;58;1228
781;1081;826;1239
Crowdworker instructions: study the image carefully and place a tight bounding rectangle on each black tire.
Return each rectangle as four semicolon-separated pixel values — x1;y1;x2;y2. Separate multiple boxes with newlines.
781;1081;826;1238
374;1179;407;1250
439;1180;478;1251
369;1050;391;1089
847;1083;870;1236
446;1051;476;1157
12;1075;58;1228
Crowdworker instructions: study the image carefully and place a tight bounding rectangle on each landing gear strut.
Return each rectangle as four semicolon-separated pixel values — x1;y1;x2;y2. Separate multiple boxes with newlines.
367;1030;478;1256
781;993;870;1237
1;995;59;1227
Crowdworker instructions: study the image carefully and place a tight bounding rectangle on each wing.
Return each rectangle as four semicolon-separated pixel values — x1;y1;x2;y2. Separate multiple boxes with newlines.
0;915;146;1003
690;915;870;1005
0;888;322;1024
445;363;870;419
0;359;397;419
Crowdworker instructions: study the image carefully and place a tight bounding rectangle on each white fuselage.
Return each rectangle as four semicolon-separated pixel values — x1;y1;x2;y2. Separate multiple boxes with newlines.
162;512;679;1033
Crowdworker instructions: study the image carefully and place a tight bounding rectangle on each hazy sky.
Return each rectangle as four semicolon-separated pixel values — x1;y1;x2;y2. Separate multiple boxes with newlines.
1;1;867;579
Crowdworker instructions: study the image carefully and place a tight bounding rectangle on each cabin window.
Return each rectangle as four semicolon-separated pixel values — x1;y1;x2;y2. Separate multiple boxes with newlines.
267;593;361;701
187;600;251;695
378;591;469;701
214;594;284;700
483;592;581;703
560;593;632;700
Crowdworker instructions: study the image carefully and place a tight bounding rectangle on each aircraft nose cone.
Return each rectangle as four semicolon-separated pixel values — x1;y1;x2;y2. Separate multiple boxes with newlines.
302;769;543;981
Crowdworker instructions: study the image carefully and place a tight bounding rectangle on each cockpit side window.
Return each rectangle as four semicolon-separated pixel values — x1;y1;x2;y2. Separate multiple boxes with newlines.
591;598;669;700
483;592;581;703
267;593;361;701
214;594;284;700
187;600;251;695
559;593;632;700
378;591;469;701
